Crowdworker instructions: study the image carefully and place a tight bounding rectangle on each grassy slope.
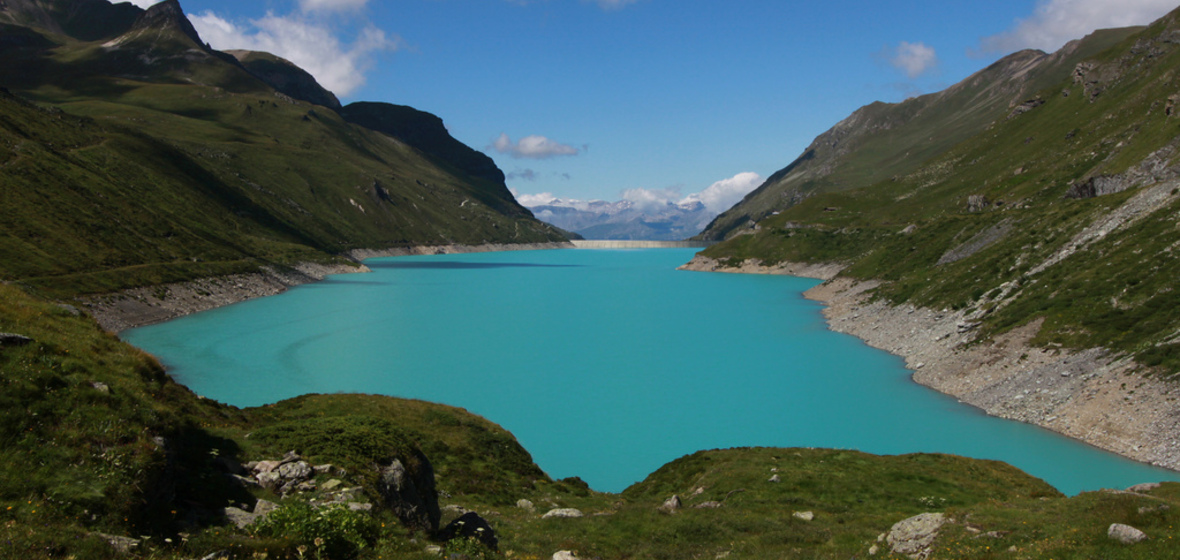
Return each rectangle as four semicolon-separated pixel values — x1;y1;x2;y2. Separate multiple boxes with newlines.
0;14;563;298
703;11;1180;373
699;27;1138;242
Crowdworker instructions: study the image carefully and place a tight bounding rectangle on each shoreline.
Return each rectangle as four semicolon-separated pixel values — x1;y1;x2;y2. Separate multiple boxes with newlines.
680;254;1180;475
83;242;573;333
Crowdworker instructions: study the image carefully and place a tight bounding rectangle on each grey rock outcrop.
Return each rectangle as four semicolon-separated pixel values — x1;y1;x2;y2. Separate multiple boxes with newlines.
966;195;990;213
377;451;440;532
1108;523;1148;544
541;508;585;519
0;333;33;347
887;513;948;559
658;495;682;513
1127;482;1162;493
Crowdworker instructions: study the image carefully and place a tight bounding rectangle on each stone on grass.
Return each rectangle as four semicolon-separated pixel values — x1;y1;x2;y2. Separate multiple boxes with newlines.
516;499;535;511
793;511;814;521
887;512;947;559
542;508;585;519
1108;523;1147;544
768;474;781;483
659;495;682;513
552;551;580;560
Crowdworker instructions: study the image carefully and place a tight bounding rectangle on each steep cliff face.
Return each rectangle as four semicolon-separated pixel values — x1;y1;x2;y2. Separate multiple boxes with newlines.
699;28;1139;241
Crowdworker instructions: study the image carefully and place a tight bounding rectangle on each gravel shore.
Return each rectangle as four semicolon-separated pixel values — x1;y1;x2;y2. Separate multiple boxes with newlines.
84;242;573;333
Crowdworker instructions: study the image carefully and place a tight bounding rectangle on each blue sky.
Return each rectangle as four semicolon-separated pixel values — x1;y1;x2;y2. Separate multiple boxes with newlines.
131;0;1178;209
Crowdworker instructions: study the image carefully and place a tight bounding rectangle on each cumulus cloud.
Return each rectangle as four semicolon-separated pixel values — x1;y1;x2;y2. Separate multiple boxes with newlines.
680;171;763;213
887;41;938;79
298;0;369;13
511;190;560;207
189;10;400;96
621;186;683;212
491;133;582;159
513;171;762;215
981;0;1176;53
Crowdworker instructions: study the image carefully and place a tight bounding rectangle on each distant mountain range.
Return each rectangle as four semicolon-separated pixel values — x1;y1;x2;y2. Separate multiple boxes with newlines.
519;172;763;240
522;196;711;241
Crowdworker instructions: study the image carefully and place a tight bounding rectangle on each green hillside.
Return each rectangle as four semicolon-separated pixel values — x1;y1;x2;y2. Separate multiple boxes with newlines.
701;9;1180;373
699;27;1138;241
0;0;564;298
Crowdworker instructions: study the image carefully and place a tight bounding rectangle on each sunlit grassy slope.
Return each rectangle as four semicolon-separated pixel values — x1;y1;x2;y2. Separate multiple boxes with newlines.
0;1;564;298
703;8;1180;373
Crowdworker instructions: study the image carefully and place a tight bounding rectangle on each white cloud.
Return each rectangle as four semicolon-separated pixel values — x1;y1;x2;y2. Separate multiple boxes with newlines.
299;0;369;13
680;172;763;213
123;0;163;8
189;10;400;97
514;171;762;215
513;191;560;207
888;41;938;79
981;0;1176;53
492;133;581;159
621;186;682;211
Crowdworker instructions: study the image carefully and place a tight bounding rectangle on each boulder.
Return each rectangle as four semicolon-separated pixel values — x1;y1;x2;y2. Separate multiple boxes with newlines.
887;513;947;559
793;511;815;521
966;195;989;213
516;499;535;511
768;474;781;483
693;501;723;509
541;508;585;519
377;451;441;533
1108;523;1148;544
437;512;498;551
277;460;312;481
0;333;33;347
552;551;580;560
658;495;682;513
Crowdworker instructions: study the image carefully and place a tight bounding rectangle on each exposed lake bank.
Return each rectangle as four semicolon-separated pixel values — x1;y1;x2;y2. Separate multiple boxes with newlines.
83;242;573;333
679;254;1180;475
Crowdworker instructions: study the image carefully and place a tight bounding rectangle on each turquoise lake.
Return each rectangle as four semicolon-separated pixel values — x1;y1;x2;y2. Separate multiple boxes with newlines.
123;248;1180;494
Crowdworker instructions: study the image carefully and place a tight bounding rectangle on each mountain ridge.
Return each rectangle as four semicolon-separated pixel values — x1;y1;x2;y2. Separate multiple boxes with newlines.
699;27;1140;241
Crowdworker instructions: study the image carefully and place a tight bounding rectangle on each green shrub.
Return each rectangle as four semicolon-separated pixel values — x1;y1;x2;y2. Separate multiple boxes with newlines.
252;503;379;559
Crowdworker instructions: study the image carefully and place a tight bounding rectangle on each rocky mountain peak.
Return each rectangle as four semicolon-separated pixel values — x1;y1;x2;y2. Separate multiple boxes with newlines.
130;0;204;49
